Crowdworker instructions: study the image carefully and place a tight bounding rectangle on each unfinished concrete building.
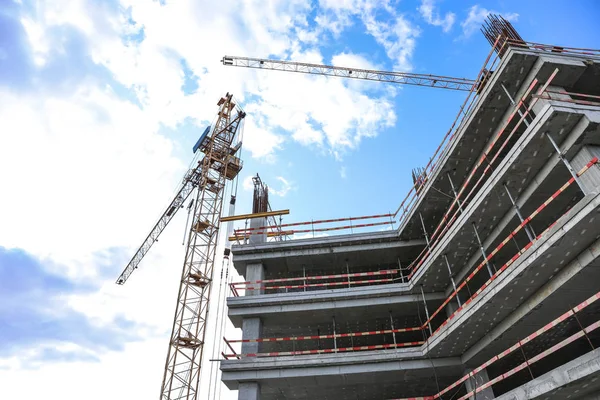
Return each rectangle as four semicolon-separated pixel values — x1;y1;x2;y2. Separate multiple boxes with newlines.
220;21;600;400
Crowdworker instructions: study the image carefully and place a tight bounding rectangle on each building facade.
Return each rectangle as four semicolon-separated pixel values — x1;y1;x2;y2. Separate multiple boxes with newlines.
221;40;600;400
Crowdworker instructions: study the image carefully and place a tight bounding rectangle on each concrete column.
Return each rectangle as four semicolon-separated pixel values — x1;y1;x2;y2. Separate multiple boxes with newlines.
241;317;262;354
249;217;266;244
531;85;572;115
464;368;495;400
445;300;459;318
238;382;260;400
246;262;265;296
570;145;600;194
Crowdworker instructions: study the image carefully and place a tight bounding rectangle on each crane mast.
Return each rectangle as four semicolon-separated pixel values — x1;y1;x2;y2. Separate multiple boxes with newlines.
160;93;244;400
221;55;477;91
116;92;245;400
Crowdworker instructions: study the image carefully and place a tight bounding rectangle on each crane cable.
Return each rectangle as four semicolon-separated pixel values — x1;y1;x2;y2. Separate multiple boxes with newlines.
206;182;237;398
206;112;244;398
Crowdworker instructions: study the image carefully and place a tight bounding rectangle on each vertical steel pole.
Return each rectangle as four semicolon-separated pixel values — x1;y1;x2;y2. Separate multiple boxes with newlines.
503;183;536;241
397;257;405;283
420;286;434;336
545;132;586;193
501;83;530;127
389;311;397;347
447;172;464;213
346;261;351;288
419;212;431;248
443;254;462;307
303;265;306;292
332;317;338;352
472;222;495;278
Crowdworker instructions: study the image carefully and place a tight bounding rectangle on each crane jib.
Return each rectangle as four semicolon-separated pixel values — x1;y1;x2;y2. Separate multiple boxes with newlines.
221;55;477;92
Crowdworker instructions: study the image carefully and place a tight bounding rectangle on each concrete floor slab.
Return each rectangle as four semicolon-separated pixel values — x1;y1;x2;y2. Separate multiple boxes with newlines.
496;348;600;400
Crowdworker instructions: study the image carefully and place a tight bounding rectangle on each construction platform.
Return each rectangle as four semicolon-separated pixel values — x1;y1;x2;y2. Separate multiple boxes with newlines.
221;41;600;400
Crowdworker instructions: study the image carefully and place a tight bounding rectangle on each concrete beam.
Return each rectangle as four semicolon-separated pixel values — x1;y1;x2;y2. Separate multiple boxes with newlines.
462;233;600;364
411;102;585;291
227;289;445;328
221;354;462;389
396;50;588;241
428;190;600;355
496;348;600;400
231;230;424;275
571;145;600;194
449;110;599;293
232;230;400;256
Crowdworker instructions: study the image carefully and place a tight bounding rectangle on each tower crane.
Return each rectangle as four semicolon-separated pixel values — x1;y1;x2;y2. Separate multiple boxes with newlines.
116;93;246;400
221;56;478;91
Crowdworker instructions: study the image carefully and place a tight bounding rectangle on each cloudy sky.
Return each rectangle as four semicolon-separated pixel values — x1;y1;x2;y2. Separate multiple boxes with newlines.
1;0;599;398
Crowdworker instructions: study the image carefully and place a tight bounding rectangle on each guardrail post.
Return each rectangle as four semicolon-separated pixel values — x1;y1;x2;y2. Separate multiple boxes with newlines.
389;311;397;347
346;261;351;288
419;212;431;249
420;285;434;336
397;257;405;283
472;222;495;278
332;317;338;352
443;254;462;307
446;172;464;213
546;131;586;193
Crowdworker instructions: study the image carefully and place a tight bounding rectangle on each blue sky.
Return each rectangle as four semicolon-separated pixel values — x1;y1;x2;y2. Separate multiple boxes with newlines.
0;0;599;398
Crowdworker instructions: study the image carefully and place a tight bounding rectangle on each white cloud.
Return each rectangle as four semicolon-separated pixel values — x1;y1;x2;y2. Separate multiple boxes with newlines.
0;86;184;272
362;12;420;71
460;5;519;38
0;0;410;398
242;175;255;192
316;1;420;71
241;175;292;197
331;52;379;70
244;60;396;155
290;231;330;240
418;0;456;33
269;176;294;197
19;17;50;66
